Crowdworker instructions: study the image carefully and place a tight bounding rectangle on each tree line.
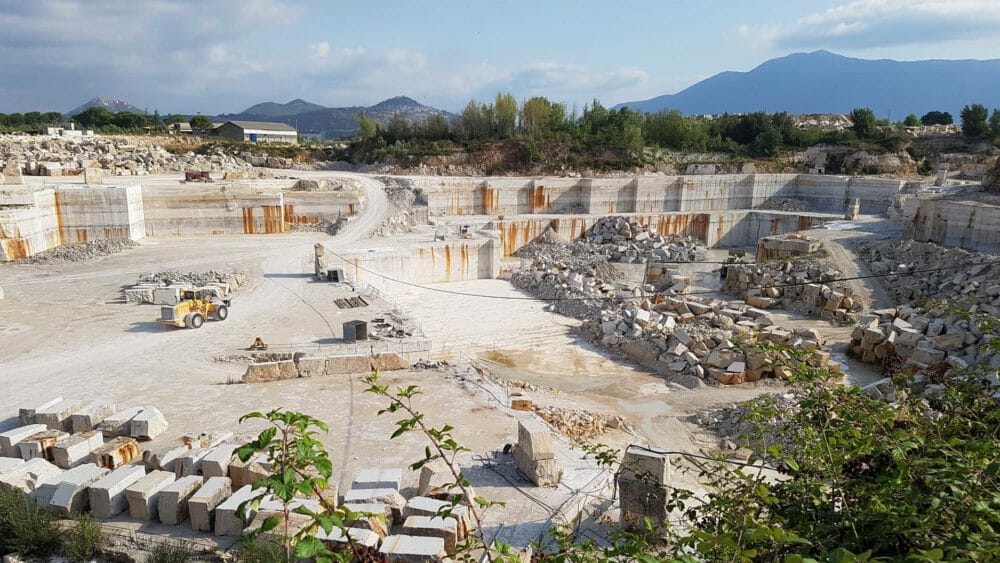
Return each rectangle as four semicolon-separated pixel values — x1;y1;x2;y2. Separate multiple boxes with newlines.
0;107;216;134
358;93;1000;159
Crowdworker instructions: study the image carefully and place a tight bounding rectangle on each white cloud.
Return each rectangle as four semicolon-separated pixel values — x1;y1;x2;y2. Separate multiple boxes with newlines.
741;0;1000;49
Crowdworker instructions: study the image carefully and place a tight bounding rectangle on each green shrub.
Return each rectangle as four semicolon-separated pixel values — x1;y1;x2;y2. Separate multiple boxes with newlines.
235;538;285;563
64;514;102;561
0;489;61;556
145;541;192;563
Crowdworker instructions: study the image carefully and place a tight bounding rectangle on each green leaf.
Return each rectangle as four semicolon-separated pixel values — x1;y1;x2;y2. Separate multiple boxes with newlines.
259;514;280;533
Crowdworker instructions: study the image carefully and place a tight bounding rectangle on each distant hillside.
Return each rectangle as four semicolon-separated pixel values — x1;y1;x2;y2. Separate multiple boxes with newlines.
235;98;326;118
66;97;146;118
616;50;1000;118
216;96;453;138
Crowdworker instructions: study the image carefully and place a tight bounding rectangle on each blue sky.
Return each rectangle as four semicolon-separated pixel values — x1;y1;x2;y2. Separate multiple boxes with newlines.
2;0;999;114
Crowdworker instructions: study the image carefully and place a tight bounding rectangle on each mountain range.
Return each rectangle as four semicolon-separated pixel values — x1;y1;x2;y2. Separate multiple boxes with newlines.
214;96;453;137
616;50;1000;118
65;97;146;118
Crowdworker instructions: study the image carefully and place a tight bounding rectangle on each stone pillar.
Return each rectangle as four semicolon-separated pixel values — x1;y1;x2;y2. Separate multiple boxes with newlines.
513;419;560;486
315;243;328;276
618;445;671;527
845;198;861;220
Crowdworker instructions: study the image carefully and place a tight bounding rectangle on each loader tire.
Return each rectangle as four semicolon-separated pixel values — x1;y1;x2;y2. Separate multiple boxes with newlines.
190;313;204;329
214;305;229;321
183;313;194;328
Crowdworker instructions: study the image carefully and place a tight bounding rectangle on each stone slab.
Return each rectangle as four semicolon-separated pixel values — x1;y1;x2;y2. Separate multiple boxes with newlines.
48;463;109;517
89;464;147;518
125;470;176;521
215;484;258;536
0;424;47;457
19;397;62;425
158;475;203;525
189;476;231;532
353;468;402;491
130;406;168;441
17;429;67;461
51;430;104;469
200;444;238;478
90;437;141;469
70;400;117;433
96;407;144;437
379;534;447;562
0;457;62;493
34;399;85;431
516;419;554;461
402;515;459;552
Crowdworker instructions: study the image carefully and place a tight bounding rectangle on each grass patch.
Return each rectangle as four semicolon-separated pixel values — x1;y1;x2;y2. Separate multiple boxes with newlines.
64;514;102;562
0;489;61;557
145;541;193;563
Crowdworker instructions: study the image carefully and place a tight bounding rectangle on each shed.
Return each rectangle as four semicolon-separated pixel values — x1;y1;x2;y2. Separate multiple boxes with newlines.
215;121;298;145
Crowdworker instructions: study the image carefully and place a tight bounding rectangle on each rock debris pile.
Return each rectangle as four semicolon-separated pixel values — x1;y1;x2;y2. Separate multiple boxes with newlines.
582;216;707;263
24;239;137;263
509;231;838;387
754;197;815;212
371;177;420;237
533;406;632;442
722;260;862;323
847;240;1000;376
0;136;253;176
288;217;348;236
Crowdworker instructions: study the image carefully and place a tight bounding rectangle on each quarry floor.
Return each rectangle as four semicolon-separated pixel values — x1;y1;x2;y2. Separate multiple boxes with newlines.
0;171;899;546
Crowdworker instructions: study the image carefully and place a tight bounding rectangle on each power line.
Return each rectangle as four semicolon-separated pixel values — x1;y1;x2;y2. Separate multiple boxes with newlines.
325;246;1000;303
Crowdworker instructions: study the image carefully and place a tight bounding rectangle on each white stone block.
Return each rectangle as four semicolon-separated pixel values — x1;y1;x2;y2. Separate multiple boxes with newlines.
215;484;259;536
51;430;104;469
70;400;117;433
17;430;67;461
379;534;447;562
125;470;175;521
0;458;62;493
130;407;168;440
48;463;109;517
89;465;147;518
19;397;62;425
353;468;402;491
0;425;48;457
34;399;85;431
200;444;238;478
96;407;144;437
189;476;231;532
158;475;203;525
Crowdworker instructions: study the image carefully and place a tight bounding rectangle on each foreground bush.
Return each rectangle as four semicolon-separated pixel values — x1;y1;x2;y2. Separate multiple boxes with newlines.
0;488;61;557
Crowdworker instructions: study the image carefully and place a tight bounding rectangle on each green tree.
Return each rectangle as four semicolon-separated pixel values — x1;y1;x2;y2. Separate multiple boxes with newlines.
354;112;380;141
989;109;1000;139
903;113;921;126
921;110;954;125
751;127;783;156
384;113;412;143
454;100;490;141
164;114;186;125
418;114;450;140
189;114;213;131
960;103;990;137
848;107;877;138
73;107;114;129
645;110;709;151
519;96;552;136
493;92;517;138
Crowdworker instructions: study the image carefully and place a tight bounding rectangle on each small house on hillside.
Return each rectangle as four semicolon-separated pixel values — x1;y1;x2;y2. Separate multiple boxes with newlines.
167;122;193;135
215;120;298;144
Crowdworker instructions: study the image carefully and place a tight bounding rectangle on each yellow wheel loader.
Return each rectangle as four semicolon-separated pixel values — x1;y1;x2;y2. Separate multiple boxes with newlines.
157;289;230;329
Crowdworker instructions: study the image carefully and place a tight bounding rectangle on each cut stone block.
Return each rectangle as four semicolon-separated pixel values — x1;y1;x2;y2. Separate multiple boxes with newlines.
317;526;381;548
189;476;231;532
130;407;168;441
618;446;671;527
175;448;211;477
403;515;459;552
143;444;194;472
19;397;62;425
215;484;258;536
418;461;452;496
517;419;554;461
70;400;117;433
125;470;176;521
343;502;392;536
89;465;147;518
249;511;312;542
52;431;104;469
0;458;62;493
18;430;67;461
158;475;203;525
96;407;144;437
228;453;273;488
379;534;447;562
0;424;48;457
402;496;471;539
513;445;560;487
353;468;403;491
31;463;102;507
344;488;406;522
90;437;141;469
200;444;238;478
0;457;25;474
48;463;109;517
34;399;85;431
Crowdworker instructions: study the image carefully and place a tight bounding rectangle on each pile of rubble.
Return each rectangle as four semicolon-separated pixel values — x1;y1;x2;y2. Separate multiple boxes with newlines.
24;239;137;264
581;216;707;263
857;240;1000;303
722;260;862;323
849;304;998;371
288;217;348;236
533;406;632;442
690;391;800;451
371;177;419;237
754;197;815;212
586;295;836;386
124;271;248;304
0;136;253;176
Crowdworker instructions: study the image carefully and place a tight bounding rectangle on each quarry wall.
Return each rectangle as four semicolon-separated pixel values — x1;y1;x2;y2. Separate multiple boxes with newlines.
901;197;1000;254
335;239;501;290
489;211;832;256
412;174;903;217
